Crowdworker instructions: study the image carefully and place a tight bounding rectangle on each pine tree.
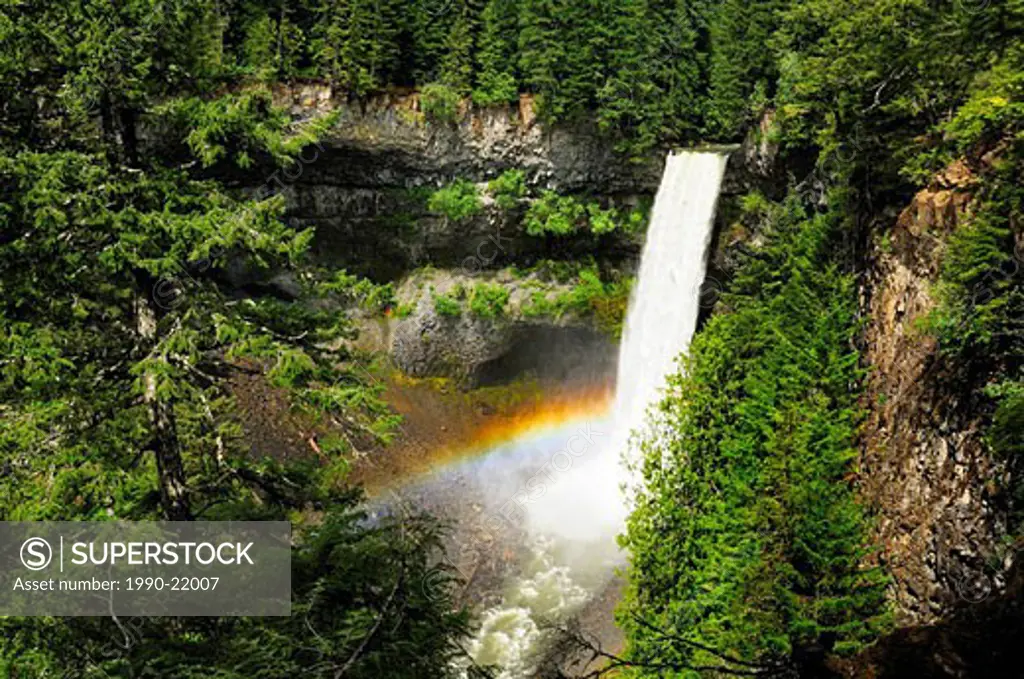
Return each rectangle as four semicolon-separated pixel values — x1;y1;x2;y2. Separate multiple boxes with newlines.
408;0;460;83
619;193;890;674
517;0;566;116
0;2;475;675
311;0;401;95
596;0;664;153
472;0;520;105
518;0;611;121
704;0;783;138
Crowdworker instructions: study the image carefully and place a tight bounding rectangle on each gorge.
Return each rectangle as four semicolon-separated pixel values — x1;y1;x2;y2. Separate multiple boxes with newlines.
2;2;1022;677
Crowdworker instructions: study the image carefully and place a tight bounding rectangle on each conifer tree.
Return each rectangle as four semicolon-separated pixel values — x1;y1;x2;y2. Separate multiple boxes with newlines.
439;0;485;95
311;0;401;95
0;2;475;675
619;194;890;675
472;0;520;105
704;0;783;138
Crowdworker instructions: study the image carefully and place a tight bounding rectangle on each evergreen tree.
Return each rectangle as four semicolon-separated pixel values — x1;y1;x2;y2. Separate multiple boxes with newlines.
311;0;401;95
436;0;484;95
653;0;712;138
0;2;475;675
408;0;460;84
519;0;612;120
472;0;520;105
517;0;566;116
619;193;890;675
704;0;783;139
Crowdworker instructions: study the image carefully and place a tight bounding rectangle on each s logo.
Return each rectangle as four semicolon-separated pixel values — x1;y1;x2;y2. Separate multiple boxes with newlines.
20;537;52;571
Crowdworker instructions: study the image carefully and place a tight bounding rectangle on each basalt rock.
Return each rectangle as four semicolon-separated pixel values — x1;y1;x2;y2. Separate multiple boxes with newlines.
858;159;1013;626
353;269;616;387
259;85;660;279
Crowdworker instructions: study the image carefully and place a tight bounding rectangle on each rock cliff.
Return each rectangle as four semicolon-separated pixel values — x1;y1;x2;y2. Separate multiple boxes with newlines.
240;89;1014;636
858;160;1013;626
263;84;661;280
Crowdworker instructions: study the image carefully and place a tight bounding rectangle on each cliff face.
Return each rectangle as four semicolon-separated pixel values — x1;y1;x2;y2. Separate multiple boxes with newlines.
260;88;771;384
351;268;617;387
261;84;662;280
858;160;1013;626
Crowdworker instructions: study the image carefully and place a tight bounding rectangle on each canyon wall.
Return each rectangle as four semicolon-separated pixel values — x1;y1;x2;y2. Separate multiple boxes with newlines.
261;84;662;280
858;160;1014;628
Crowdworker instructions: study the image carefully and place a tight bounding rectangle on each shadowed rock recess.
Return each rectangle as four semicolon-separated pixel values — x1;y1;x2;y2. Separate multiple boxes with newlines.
268;85;663;280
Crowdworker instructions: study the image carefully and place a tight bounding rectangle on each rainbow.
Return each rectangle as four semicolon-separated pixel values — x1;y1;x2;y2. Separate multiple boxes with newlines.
357;385;614;495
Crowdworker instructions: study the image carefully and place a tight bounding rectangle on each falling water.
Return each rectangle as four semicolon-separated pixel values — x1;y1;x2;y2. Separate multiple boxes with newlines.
467;151;729;675
612;151;729;447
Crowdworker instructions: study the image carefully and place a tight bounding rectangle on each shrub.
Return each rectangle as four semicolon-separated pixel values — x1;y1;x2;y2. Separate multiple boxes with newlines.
352;279;396;313
524;191;647;236
488;169;527;209
524;191;586;236
432;293;461;317
521;291;557;318
468;283;510;319
587;203;618;235
420;83;461;123
428;179;482;223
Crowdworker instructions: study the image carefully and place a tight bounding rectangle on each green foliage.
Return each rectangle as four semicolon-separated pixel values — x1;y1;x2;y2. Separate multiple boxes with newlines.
0;3;474;673
620;193;890;672
524;190;586;236
433;292;463;317
0;509;475;678
989;380;1024;461
468;282;510;318
524;190;646;237
704;0;781;139
921;48;1024;366
310;0;402;96
352;278;398;314
155;90;338;169
428;178;483;222
520;265;633;338
438;1;480;95
237;5;306;80
487;169;527;209
420;83;462;122
472;0;520;106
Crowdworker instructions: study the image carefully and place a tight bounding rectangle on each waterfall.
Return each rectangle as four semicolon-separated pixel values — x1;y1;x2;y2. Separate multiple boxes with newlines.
467;150;729;676
613;150;729;449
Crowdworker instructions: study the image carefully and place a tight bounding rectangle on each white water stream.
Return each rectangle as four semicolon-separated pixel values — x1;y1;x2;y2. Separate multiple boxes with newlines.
466;151;729;676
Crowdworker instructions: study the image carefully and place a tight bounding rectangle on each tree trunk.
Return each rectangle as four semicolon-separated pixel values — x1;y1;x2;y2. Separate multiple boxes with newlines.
136;291;192;521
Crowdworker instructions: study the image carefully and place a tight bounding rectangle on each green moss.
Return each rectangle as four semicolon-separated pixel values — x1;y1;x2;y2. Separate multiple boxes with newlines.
432;293;461;317
517;265;633;338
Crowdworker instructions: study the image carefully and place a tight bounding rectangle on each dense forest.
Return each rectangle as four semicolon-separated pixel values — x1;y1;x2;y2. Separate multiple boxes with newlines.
1;0;1023;677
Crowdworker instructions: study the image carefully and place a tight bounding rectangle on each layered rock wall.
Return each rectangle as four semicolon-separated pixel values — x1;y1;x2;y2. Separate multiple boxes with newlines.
858;161;1013;625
